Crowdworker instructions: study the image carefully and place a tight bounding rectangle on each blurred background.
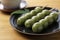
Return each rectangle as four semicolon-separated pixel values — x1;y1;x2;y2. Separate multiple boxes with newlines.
26;0;60;9
0;0;60;40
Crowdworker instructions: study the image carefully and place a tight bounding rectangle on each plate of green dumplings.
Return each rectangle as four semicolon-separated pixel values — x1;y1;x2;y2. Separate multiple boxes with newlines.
10;6;60;35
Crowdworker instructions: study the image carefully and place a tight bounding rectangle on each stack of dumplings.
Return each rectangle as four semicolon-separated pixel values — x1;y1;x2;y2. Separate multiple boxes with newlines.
17;7;43;25
17;7;58;32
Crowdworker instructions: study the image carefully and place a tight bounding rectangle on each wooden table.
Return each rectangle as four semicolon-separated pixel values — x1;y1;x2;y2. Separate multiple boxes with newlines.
0;0;60;40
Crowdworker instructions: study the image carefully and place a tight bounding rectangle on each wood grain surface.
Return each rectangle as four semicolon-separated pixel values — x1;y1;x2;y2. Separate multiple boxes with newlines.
0;0;60;40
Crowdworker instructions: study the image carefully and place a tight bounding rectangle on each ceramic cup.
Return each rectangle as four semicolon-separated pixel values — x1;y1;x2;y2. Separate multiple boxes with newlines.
0;0;27;9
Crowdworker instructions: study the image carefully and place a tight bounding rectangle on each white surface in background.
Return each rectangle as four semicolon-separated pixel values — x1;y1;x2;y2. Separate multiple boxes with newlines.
0;3;4;9
20;0;27;9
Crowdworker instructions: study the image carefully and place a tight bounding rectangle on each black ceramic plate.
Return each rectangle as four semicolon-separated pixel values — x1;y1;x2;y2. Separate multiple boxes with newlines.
10;6;60;35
